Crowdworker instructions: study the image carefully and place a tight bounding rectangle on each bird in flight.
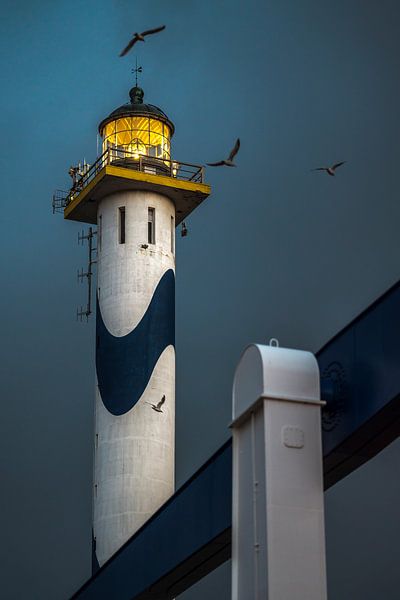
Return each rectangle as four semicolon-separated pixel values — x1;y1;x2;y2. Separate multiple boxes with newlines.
311;161;346;176
119;25;166;57
146;395;166;413
207;138;241;167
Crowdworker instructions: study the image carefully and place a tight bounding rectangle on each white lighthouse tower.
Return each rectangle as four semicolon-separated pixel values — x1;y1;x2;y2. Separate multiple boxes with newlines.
60;83;210;566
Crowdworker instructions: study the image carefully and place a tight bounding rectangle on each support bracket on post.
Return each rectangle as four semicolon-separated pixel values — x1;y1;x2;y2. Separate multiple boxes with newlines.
231;344;327;600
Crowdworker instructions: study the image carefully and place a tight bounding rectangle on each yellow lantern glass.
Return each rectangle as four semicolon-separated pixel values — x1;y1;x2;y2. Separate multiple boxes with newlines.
102;116;171;161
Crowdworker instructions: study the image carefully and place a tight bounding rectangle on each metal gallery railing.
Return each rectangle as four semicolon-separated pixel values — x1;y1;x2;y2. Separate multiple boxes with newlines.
53;148;205;212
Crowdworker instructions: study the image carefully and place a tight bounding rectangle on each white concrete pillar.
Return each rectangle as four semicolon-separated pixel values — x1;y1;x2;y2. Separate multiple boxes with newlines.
93;189;175;566
231;344;327;600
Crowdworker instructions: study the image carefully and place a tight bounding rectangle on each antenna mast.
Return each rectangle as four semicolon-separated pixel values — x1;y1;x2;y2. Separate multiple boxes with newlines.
77;227;97;321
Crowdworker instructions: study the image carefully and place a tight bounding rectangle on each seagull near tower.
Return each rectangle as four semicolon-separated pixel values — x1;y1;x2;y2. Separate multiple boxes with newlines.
207;138;241;167
119;25;166;57
311;161;346;176
146;395;166;413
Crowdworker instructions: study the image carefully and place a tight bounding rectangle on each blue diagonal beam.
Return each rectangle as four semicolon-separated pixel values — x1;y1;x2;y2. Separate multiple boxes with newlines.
319;279;400;487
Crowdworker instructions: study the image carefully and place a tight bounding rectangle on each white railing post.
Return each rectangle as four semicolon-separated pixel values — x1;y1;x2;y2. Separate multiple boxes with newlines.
231;344;327;600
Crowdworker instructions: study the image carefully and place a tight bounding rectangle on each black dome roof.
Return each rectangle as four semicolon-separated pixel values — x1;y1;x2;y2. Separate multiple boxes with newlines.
98;86;175;135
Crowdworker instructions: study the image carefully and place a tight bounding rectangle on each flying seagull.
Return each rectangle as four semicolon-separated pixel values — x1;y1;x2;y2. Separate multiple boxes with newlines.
119;25;166;57
207;138;241;167
146;395;166;413
311;161;346;176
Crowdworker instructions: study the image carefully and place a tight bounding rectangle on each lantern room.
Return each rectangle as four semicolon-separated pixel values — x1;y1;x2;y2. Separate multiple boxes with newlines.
98;86;174;163
60;84;210;226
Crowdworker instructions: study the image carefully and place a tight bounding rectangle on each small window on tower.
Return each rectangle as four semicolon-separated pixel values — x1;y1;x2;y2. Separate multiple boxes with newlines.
148;208;155;244
119;207;126;244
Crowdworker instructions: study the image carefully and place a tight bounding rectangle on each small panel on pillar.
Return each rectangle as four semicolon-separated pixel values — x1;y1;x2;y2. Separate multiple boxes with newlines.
282;426;305;449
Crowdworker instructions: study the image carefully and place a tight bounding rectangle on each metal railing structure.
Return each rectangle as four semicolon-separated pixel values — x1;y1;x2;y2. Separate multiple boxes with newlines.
52;148;205;212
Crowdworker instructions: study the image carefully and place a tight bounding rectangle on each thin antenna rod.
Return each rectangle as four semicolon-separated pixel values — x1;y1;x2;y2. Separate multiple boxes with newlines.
131;59;143;87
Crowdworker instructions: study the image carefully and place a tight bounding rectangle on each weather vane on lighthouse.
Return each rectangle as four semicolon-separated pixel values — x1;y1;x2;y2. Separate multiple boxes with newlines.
131;57;143;87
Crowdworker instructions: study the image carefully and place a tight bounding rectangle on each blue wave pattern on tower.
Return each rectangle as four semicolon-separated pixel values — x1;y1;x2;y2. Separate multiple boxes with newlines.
96;268;175;416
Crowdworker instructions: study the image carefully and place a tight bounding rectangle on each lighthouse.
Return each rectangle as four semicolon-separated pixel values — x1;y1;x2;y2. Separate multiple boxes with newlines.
59;83;210;566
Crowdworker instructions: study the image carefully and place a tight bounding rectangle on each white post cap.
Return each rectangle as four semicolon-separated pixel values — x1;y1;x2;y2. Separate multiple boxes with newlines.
232;344;320;423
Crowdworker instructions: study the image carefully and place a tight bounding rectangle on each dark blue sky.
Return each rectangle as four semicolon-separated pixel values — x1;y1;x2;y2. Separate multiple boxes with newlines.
0;1;399;598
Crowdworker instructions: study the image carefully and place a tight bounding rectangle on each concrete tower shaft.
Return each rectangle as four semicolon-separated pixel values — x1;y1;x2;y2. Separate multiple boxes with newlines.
94;190;175;565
